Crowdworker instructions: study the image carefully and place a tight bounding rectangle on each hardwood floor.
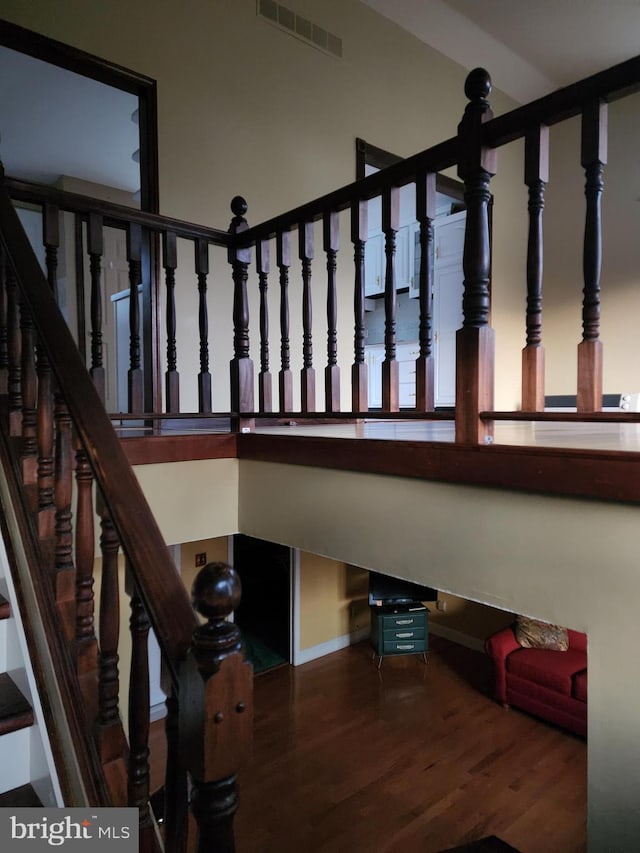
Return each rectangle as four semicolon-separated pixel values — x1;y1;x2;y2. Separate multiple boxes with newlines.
233;637;586;853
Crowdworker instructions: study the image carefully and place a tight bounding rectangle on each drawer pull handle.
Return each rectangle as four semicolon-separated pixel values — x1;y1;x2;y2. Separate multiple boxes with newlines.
396;632;415;639
397;644;415;651
395;619;414;626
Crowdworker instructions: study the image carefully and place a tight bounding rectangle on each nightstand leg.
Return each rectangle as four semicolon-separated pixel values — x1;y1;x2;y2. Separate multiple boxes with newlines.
377;655;383;670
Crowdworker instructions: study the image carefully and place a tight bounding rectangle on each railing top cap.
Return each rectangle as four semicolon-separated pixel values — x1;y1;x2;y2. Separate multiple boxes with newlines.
465;67;492;102
192;562;241;621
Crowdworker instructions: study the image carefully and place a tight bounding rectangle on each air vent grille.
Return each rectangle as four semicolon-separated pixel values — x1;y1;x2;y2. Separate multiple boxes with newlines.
258;0;343;58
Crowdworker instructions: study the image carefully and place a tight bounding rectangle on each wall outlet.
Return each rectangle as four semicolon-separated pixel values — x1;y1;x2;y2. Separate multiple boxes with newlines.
195;552;207;567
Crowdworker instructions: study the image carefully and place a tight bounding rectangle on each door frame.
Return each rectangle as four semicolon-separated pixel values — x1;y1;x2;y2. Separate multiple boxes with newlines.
0;20;162;410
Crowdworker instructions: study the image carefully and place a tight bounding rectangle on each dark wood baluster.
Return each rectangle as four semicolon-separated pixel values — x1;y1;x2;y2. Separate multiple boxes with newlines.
75;447;97;672
88;213;106;404
382;187;400;412
20;296;38;487
126;574;154;848
324;211;340;412
127;223;144;413
43;204;59;301
228;197;254;423
181;563;253;853
53;392;75;643
97;504;127;765
522;126;549;412
415;172;437;411
578;99;607;412
195;238;212;414
351;200;368;412
6;265;22;435
455;69;497;444
257;239;272;413
0;244;8;394
163;231;180;413
163;690;189;853
36;333;56;551
299;221;315;412
277;229;293;412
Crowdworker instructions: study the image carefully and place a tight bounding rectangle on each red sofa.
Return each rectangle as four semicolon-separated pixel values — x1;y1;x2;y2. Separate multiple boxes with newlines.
485;625;587;737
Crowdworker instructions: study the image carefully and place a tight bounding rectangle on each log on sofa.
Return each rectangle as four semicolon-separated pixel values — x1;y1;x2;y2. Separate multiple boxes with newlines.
485;621;587;737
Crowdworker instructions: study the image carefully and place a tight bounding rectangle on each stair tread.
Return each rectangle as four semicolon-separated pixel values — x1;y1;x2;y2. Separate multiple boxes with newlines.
0;672;34;734
0;783;42;807
0;593;9;620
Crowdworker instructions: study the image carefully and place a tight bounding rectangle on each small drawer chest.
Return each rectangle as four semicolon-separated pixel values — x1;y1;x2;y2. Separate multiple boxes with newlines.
370;605;429;668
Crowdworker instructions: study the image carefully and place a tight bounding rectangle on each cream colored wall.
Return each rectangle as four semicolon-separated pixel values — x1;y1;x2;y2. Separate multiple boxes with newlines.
179;535;230;601
298;553;368;649
3;0;525;411
429;591;514;641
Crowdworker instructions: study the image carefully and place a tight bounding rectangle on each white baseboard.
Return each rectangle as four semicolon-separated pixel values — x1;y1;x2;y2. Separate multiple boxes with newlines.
295;626;369;666
429;622;486;653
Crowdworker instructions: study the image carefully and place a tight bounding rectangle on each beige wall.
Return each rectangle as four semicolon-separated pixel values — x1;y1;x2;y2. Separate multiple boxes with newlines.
299;553;368;649
430;592;515;642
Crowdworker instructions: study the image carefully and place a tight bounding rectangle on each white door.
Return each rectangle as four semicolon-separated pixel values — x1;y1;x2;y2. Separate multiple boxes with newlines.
433;210;466;407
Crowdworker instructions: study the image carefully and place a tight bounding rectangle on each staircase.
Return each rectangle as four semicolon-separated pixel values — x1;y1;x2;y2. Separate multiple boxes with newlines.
0;525;61;807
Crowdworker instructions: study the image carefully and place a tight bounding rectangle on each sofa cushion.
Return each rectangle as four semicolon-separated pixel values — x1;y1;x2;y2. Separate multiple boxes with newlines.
506;647;587;695
573;669;588;702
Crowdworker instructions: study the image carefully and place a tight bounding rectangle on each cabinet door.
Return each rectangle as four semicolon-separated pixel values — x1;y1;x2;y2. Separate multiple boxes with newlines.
364;233;384;296
365;344;384;408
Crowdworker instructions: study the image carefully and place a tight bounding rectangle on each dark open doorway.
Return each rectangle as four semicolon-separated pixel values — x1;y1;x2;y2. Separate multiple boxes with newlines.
233;535;291;674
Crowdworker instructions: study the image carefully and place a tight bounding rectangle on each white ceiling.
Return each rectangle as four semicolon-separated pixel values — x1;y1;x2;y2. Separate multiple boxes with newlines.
361;0;640;103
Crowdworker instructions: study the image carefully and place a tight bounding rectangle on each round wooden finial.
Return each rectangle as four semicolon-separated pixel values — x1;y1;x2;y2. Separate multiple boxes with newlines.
231;196;248;217
465;68;492;102
192;562;242;621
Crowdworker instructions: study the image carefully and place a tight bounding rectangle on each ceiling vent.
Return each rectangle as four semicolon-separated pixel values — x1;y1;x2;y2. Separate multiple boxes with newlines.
257;0;343;59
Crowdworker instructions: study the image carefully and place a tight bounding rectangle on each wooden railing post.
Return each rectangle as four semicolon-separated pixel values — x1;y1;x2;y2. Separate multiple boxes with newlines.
351;200;368;412
415;171;437;411
578;99;607;412
522;126;549;411
299;221;315;412
382;187;400;412
256;238;272;413
163;230;180;413
228;196;254;426
455;68;497;444
324;211;340;412
181;562;253;853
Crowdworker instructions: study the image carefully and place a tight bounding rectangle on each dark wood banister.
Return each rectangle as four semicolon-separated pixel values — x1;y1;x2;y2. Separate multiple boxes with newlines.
0;170;197;674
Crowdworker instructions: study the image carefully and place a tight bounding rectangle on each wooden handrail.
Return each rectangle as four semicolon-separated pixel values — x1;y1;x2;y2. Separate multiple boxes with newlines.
0;170;197;674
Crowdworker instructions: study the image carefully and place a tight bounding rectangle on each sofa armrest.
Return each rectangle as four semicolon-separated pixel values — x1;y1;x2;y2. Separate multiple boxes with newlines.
485;625;520;704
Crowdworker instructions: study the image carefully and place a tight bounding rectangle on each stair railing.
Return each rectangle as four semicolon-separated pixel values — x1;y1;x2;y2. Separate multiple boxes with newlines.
0;165;252;852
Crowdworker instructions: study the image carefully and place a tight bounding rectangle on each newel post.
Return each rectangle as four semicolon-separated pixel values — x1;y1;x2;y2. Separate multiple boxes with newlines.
228;196;254;430
181;562;253;853
455;68;497;444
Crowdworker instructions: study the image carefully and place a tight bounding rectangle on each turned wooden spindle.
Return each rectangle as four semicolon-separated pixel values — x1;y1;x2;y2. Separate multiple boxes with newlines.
97;506;122;735
36;332;55;547
299;221;315;412
53;391;76;642
19;296;37;487
163;230;180;413
195;237;212;414
74;446;97;672
181;562;253;853
578;99;607;412
382;186;400;412
256;238;272;413
277;229;293;412
88;213;106;404
6;264;22;435
127;223;144;413
0;243;8;394
228;196;254;423
43;204;59;301
455;68;497;444
522;125;549;412
351;199;368;412
415;171;437;411
324;211;340;412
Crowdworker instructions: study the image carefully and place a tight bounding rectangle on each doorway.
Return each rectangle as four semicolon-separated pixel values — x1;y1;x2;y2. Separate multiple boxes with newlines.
233;535;291;673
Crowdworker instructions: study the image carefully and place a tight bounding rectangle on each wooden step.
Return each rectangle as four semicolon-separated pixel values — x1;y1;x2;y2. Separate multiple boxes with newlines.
0;673;33;735
0;594;9;621
0;783;42;807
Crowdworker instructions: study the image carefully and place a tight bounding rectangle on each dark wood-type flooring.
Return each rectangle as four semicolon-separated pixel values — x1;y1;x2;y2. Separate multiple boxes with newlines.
233;637;586;853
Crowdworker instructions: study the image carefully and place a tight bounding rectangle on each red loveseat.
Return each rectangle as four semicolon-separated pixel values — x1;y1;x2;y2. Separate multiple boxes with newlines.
485;624;587;737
